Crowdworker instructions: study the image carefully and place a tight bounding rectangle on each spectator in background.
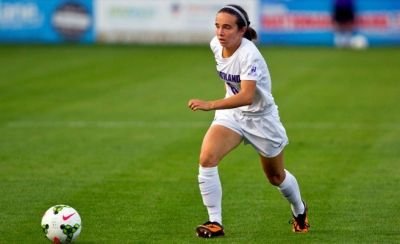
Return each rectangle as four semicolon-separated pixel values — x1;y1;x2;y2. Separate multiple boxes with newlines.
332;0;356;48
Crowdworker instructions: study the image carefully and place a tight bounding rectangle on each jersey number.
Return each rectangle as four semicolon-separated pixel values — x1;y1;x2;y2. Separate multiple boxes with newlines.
226;83;239;95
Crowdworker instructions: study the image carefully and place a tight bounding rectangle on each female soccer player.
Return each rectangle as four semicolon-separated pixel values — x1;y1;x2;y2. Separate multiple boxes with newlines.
188;4;309;238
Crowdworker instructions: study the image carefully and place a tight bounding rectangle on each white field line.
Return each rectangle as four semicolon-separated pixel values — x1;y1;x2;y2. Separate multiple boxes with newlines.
6;120;210;128
4;120;400;130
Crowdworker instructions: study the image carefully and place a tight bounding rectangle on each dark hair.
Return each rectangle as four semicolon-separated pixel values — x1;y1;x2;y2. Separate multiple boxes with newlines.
218;4;257;41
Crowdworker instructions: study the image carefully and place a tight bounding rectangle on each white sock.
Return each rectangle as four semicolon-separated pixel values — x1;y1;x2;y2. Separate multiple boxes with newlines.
198;166;222;224
278;169;305;217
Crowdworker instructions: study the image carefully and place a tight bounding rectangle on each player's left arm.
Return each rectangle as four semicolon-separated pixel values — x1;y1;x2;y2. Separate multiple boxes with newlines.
188;80;256;111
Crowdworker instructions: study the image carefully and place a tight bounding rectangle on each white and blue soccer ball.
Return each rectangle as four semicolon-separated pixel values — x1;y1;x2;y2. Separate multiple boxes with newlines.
41;205;82;243
350;34;368;50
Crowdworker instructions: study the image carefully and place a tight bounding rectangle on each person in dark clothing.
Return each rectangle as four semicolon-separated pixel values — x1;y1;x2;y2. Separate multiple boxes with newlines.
332;0;356;47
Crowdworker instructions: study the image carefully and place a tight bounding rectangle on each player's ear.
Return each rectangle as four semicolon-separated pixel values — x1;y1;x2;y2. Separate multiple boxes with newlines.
239;26;247;36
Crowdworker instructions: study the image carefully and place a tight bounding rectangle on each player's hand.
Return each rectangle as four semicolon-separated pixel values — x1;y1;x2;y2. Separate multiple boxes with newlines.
188;99;214;111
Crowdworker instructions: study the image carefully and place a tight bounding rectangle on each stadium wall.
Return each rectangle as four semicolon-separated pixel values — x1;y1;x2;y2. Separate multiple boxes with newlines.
1;0;400;46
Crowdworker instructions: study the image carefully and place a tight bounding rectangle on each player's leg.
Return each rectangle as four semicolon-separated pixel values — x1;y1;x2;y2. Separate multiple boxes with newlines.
196;124;242;238
259;152;309;232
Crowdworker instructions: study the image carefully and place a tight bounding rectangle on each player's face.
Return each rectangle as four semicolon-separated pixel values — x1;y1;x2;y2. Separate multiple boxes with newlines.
215;12;245;50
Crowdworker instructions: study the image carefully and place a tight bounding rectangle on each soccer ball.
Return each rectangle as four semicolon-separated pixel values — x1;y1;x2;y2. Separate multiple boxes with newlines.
41;205;82;243
350;35;368;50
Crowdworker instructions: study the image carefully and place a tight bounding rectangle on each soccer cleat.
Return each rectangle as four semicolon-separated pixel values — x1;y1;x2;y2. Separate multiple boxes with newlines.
196;221;225;238
291;202;310;233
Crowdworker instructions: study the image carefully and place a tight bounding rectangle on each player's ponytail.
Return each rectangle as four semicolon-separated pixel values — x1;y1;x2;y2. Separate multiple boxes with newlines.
244;27;257;41
218;4;258;41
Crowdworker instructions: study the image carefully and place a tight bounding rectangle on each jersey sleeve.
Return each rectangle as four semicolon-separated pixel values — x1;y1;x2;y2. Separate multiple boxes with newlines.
210;36;219;55
240;51;261;82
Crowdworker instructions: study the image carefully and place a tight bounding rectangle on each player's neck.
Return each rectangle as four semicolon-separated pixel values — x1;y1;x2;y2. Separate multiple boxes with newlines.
222;41;241;58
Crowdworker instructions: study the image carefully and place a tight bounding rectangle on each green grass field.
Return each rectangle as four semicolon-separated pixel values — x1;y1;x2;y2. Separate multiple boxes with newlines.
1;44;399;243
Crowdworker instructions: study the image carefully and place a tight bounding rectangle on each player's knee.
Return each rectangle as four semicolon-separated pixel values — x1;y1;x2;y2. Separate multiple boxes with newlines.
199;151;219;167
267;173;285;186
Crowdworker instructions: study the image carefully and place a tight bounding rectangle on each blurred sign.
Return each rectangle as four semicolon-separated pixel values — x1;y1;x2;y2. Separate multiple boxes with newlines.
2;0;399;45
356;1;400;45
95;0;258;44
260;0;400;46
0;0;94;43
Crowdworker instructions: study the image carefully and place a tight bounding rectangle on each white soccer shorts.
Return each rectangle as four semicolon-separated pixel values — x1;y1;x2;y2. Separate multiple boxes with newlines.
211;106;289;158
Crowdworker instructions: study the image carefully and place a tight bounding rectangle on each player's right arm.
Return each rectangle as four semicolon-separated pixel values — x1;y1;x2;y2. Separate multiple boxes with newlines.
188;80;256;111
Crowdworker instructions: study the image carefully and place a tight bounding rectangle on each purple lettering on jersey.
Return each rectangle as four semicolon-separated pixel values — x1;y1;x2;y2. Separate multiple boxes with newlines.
248;65;257;76
218;71;240;83
226;83;239;94
218;71;241;94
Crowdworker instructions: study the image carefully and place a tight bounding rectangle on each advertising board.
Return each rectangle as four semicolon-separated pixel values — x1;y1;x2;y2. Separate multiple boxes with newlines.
95;0;258;44
0;0;94;43
259;0;400;46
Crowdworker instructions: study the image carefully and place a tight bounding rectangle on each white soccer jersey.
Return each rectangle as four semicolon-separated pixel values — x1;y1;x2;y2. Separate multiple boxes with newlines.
210;36;276;114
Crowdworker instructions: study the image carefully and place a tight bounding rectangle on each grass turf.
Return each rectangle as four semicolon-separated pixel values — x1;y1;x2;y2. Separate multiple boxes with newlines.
0;44;399;243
